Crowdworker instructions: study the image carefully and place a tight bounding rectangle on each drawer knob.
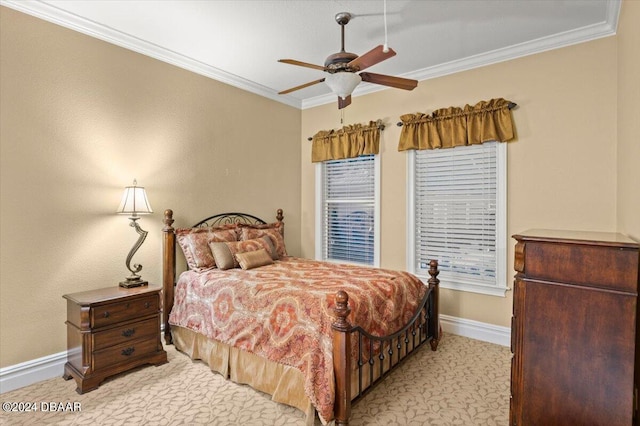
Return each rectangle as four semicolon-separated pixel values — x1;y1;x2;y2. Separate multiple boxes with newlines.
121;347;135;356
103;312;110;318
122;328;136;337
144;302;151;309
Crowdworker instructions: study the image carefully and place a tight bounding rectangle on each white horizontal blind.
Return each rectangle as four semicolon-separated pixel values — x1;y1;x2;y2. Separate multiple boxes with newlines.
322;155;375;265
414;142;498;287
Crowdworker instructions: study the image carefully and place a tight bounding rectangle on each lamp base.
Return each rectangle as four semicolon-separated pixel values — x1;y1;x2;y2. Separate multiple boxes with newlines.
119;278;148;288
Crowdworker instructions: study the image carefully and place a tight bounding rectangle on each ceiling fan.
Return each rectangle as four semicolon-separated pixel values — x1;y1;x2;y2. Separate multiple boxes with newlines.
278;12;418;109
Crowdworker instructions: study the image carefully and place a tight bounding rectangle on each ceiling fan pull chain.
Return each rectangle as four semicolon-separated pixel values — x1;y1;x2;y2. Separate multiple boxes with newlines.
383;0;389;53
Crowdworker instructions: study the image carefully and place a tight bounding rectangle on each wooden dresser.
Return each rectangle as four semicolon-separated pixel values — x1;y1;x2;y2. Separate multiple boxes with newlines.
510;230;640;426
63;285;167;394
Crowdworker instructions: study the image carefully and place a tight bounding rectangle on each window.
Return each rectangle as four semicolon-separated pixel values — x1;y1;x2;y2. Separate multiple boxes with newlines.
316;155;380;266
408;142;507;296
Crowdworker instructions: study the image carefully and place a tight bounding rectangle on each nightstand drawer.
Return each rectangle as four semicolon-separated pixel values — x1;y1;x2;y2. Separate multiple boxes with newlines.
93;337;159;370
92;294;158;328
93;317;159;351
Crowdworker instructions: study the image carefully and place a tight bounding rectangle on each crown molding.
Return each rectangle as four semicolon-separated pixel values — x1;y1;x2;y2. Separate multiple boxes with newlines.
0;0;302;109
2;0;620;111
303;0;621;109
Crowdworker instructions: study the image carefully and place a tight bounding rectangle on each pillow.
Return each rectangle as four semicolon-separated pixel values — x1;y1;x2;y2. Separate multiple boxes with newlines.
176;227;238;271
209;236;276;270
238;221;284;236
239;222;287;258
235;249;274;270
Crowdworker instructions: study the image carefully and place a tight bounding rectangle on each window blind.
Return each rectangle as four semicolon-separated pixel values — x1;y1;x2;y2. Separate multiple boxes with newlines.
322;155;375;265
414;142;498;286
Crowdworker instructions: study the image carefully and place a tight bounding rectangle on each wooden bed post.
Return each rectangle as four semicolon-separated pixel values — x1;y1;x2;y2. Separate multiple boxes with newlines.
332;290;352;425
162;209;176;345
428;259;440;351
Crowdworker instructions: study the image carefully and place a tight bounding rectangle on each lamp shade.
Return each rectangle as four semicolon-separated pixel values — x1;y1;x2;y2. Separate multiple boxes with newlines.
324;72;362;99
116;180;152;215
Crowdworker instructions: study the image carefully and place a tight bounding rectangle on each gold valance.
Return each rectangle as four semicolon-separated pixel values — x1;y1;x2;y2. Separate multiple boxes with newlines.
311;121;381;163
398;98;515;151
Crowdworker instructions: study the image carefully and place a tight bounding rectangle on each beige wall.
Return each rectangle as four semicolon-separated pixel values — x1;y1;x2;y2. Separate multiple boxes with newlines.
0;7;301;367
617;0;640;241
301;36;620;328
1;2;638;370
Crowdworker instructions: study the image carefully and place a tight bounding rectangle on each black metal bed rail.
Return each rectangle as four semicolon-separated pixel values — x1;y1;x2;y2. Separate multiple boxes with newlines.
349;286;434;403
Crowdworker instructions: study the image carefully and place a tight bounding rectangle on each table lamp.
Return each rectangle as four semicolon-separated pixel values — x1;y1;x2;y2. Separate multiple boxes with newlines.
116;179;152;288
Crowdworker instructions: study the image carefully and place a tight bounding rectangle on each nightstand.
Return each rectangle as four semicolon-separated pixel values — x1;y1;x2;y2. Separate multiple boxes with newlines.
62;285;168;394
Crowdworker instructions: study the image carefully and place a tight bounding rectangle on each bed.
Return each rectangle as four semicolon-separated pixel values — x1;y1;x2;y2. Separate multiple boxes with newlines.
161;208;440;425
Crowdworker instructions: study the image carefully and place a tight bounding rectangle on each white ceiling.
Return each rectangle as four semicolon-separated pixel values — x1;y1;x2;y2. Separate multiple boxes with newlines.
3;0;620;109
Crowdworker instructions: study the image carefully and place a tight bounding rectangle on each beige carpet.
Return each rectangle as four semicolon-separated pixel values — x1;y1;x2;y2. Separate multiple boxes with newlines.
1;334;510;425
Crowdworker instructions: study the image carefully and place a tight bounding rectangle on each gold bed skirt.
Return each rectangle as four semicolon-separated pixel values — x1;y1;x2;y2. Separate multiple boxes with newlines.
171;325;317;425
172;325;416;425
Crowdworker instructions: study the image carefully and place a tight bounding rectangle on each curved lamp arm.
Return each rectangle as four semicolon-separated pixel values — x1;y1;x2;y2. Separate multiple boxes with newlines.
120;216;148;287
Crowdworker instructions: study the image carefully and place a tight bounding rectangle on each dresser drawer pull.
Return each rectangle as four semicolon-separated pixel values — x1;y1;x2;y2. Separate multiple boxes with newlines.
121;347;135;356
144;302;151;309
103;312;110;318
122;328;136;337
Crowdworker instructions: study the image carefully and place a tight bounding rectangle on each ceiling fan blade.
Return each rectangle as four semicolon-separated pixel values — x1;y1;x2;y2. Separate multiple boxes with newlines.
278;78;326;95
359;72;418;90
338;95;352;109
278;59;327;71
348;45;396;71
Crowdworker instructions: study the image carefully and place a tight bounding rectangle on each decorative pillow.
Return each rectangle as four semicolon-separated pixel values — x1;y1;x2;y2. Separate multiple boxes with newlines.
235;248;274;270
209;242;235;270
176;227;238;271
239;222;287;258
209;236;276;270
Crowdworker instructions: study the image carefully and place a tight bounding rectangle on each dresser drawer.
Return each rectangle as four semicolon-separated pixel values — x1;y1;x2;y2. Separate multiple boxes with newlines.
92;294;158;328
521;241;639;293
93;337;160;370
93;317;159;351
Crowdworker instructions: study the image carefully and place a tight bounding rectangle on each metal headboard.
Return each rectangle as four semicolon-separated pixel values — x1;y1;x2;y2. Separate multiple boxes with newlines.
192;212;267;228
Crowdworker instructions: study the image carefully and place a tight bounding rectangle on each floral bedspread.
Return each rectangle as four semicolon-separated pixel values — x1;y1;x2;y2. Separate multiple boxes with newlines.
169;256;427;423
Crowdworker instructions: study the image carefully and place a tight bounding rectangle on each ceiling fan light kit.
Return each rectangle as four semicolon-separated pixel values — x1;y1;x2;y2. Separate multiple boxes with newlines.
278;11;417;109
324;72;362;100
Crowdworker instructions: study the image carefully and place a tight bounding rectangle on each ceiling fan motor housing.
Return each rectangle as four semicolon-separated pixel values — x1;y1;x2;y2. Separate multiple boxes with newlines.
324;52;358;71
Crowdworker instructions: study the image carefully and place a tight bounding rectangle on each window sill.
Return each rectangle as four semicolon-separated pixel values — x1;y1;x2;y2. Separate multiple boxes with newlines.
416;275;509;297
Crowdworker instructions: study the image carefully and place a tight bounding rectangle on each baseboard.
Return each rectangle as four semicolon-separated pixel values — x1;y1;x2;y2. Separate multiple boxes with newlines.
440;314;511;347
0;350;67;394
0;318;508;393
